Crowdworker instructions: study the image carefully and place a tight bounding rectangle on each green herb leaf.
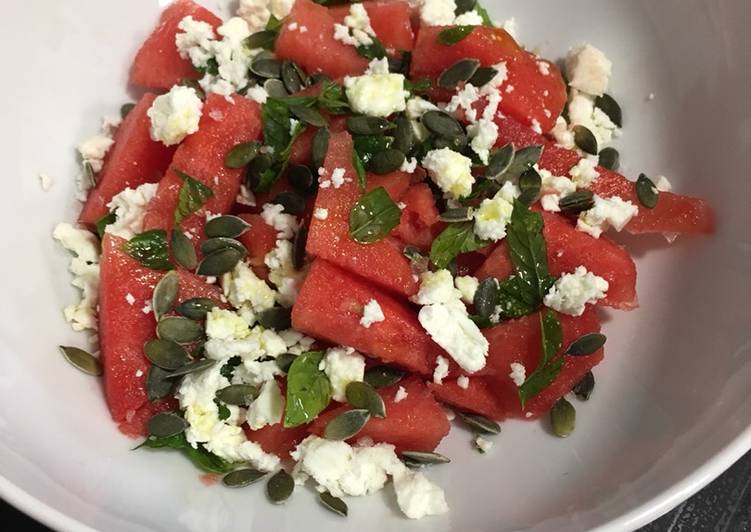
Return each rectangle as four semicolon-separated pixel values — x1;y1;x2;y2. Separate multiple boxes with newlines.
95;212;116;239
353;135;394;165
174;170;214;225
284;351;331;427
495;276;537;320
352;148;367;191
220;356;243;379
356;36;388;60
349;187;401;244
437;25;475;46
318;80;350;114
429;221;487;269
266;14;284;32
518;310;563;407
262;98;293;155
474;2;494;26
123;229;173;271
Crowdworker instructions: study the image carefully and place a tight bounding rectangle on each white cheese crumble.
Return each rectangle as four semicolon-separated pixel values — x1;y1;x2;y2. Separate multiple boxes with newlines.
508;362;526;386
237;0;294;33
125;293;136;306
456;375;469;389
313;207;329;220
433;355;450;385
453;10;484;25
569;157;601;188
245;379;284;430
474;435;493;453
147;85;203;146
454;275;479;305
577;194;639;238
473;195;514;241
467;118;499;165
419;300;489;373
78;134;114;175
565;44;612;96
236;184;257;207
245;85;269;104
412;270;462;306
323;347;366;402
53;223;100;331
400;157;418;173
567;90;620;147
344;74;408;117
365;57;390;75
392;467;450;519
360;299;385;328
264;238;305;307
221;260;277;314
38;173;53;191
419;0;458;26
334;3;375;47
206;307;251;340
394;386;408;403
104;183;158;240
543;266;609;316
260;202;299;239
655;175;672;192
422;148;474;200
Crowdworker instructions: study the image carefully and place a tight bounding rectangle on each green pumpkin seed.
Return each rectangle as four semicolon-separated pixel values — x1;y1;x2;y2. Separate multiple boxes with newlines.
438;58;481;90
288;165;316;194
256;307;292;330
400;450;450;465
457;411;501;435
171;228;197;270
347;116;394;136
594;93;622;128
550;397;576;438
152;270;179;320
363;365;405;388
246;152;274;188
324;409;371;440
223;467;267;488
146;365;174;401
345;381;386;418
439;207;474;222
216;384;259;405
205;215;251;238
572;371;595;401
454;0;476;15
147;412;187;438
225;142;259;169
156;316;204;344
636;173;659;209
120;103;136;119
289;104;326;127
473;278;499;319
166;358;216;378
293;225;307;270
272;191;306;215
197;248;244;276
276;353;297;373
144;339;191;370
559;190;595;215
319;491;348;517
422;110;465;140
250;57;282;78
266;469;295;504
191;341;206;359
566;333;606;356
518;167;542;205
393;115;415;155
573;125;598;155
598;147;620;171
468;66;497;87
281;61;306;93
503;145;542;180
245;30;277;50
83;161;96;188
312;128;330;169
59;346;101;376
200;237;247;256
175;297;217;320
263;78;288;98
368;149;405;175
486;143;514;179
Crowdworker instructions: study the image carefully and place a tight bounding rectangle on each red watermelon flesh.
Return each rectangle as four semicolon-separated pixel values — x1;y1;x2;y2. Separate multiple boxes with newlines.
119;398;178;439
365;170;412;202
275;0;369;78
130;0;221;90
476;211;638;310
79;94;176;225
292;259;440;375
309;376;450;452
306;130;418;297
494;116;715;235
329;1;415;52
428;376;504;420
502;53;567;132
244;420;310;458
237;213;279;279
98;234;223;431
143;94;262;250
393;183;443;250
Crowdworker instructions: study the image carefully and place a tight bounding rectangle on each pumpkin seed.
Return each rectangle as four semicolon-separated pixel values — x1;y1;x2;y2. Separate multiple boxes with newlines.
550;397;576;438
400;450;450;465
197;247;244;276
152;270;179;320
387;54;405;75
272;191;306;215
288;164;316;194
559;190;595;215
166;358;216;378
566;333;606;356
289;104;326;127
246;152;274;188
486;143;514;179
225;142;259;169
200;237;247;256
146;365;174;400
156;316;204;344
147;412;187;439
347;116;394;136
312;128;330;169
256;307;292;330
439;207;474;222
263;78;288;98
454;0;476;15
205;215;251;238
456;411;501;435
192;341;206;359
503;145;542;179
598;147;620;171
368;149;405;175
473;278;498;319
636;173;659;209
59;346;101;376
345;381;386;418
594;93;622;128
422;110;465;140
144;339;191;370
223;467;267;488
171;228;197;270
319;491;348;517
293;225;307;270
518;167;542;205
120;103;136;119
572;371;595;401
266;469;295;504
83;161;96;188
573;125;598;155
363;365;405;388
216;384;259;405
323;409;371;440
245;30;277;50
250;57;282;78
281;61;306;93
393;115;415;154
276;353;297;373
468;66;497;87
176;297;217;320
438;59;481;90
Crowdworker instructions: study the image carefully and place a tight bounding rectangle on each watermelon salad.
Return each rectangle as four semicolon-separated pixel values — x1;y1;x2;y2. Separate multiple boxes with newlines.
52;0;714;520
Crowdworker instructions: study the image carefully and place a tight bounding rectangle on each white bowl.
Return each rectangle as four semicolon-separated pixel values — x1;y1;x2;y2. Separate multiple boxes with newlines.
2;1;750;530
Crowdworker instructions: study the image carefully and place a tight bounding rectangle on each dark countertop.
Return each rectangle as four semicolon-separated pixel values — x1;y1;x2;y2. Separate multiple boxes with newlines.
3;450;751;531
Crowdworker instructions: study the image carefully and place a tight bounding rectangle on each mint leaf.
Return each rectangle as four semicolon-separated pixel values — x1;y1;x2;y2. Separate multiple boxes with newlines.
95;212;116;239
437;26;475;46
266;14;284;32
139;432;232;474
495;276;537;319
518;310;563;407
352;148;367;191
430;222;488;269
220;356;242;379
357;36;387;60
123;229;173;271
215;399;230;421
318;80;350;114
284;351;331;427
255;120;306;193
349;187;401;244
474;3;494;26
174;169;214;225
262;98;293;155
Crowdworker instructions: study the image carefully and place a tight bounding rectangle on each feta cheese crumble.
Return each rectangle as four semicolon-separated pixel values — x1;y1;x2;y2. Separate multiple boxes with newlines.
456;375;469;389
313;207;329;220
264;238;305;307
261;202;299;239
565;44;612;96
543;266;609;316
245;379;284;430
38;173;53;191
473;195;514;241
454;275;479;305
577;195;639;238
467;119;499;164
237;0;294;33
78;134;114;175
360;299;385;328
323;347;366;402
221;260;277;314
567;90;620;147
344;74;407;117
394;386;408;403
411;270;461;306
569;157;601;188
53;223;100;331
509;362;526;386
104;183;158;240
474;435;493;453
433;355;450;385
453;10;484;26
333;3;375;47
365;57;390;75
419;0;457;26
147;85;203;146
655;175;673;192
422;148;475;200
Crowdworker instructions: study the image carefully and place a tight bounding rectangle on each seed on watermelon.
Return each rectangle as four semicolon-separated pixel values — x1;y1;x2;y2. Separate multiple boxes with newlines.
144;339;191;370
550;397;576;437
200;237;247;256
272;191;306;215
281;60;307;93
573;125;598;155
345;382;386;418
222;468;267;488
156;316;204;344
120;102;135;119
503;145;543;180
323;409;371;440
152;270;179;320
293;225;308;270
146;366;174;401
266;469;295;504
196;247;244;276
422;110;465;142
363;365;406;389
565;333;607;356
224;141;259;169
559;190;595;215
176;297;217;320
250;57;282;79
437;58;480;90
594;93;623;128
636;173;659;209
166;359;216;378
468;66;498;87
205;215;251;239
347;116;394;136
368;149;405;175
276;353;298;373
58;345;102;376
171;228;197;270
146;411;187;439
288;164;317;194
486;143;515;179
264;78;288;98
598;147;620;171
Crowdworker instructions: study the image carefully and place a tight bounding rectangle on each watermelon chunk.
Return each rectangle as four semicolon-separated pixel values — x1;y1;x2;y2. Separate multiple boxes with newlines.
143;94;262;249
309;376;450;452
292;260;440;375
79;94;176;225
244;420;310;458
330;1;415;52
98;235;223;432
118;398;177;439
275;0;368;78
237;213;278;279
306;130;418;297
428;376;504;420
393;183;443;250
365;170;412;202
130;0;221;90
476;211;638;310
